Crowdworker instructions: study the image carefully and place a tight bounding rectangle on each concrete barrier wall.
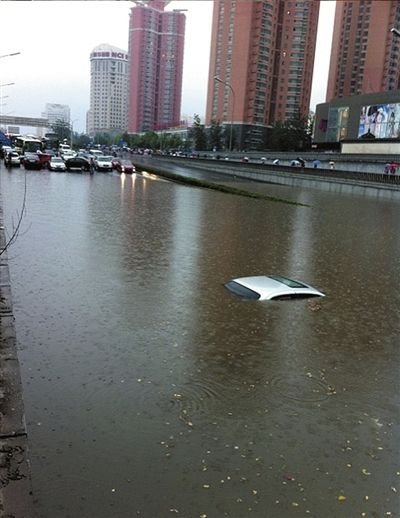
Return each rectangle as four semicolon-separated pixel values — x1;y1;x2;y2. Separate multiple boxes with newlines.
0;204;35;517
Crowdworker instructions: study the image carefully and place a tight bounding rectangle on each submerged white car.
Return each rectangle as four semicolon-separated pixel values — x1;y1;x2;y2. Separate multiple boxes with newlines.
224;275;325;301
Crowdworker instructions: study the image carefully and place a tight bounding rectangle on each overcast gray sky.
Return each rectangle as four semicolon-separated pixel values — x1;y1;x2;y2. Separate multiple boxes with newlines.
0;1;335;133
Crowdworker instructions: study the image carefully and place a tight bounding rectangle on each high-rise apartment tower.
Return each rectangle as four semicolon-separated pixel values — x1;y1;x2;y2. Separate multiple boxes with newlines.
87;43;129;136
326;0;400;101
128;0;186;133
205;0;320;149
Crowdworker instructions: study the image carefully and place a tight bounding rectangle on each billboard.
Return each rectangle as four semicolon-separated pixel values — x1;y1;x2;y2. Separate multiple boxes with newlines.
358;103;400;139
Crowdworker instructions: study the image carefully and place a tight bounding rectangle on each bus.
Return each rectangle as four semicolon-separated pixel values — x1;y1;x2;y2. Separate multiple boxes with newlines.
13;135;52;169
14;135;43;155
42;132;60;152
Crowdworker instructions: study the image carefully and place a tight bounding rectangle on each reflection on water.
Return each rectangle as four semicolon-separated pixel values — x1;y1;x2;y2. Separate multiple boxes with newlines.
1;166;399;517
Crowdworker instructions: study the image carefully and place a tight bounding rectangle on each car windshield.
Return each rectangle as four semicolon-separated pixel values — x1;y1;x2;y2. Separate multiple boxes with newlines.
120;160;132;165
224;281;260;300
268;275;307;289
99;156;112;161
52;158;63;162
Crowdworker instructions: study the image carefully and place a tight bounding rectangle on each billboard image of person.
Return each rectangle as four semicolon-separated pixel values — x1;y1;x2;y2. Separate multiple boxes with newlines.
358;103;400;138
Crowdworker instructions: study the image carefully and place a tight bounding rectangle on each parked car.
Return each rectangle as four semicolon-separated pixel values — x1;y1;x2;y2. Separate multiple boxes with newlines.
114;159;136;174
224;275;325;301
48;156;67;172
65;156;90;172
4;151;21;168
95;155;113;172
23;152;42;170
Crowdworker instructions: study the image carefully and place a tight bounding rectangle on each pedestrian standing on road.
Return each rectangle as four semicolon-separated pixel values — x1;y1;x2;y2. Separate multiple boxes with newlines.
90;157;95;175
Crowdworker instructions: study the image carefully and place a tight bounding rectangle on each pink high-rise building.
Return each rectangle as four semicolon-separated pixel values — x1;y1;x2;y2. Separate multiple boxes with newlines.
326;1;400;102
128;0;186;133
205;0;320;150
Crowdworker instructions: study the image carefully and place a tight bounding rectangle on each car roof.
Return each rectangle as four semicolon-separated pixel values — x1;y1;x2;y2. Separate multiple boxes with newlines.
225;275;325;300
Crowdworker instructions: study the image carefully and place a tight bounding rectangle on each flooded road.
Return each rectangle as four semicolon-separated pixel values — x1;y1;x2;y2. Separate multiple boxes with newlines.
1;165;399;517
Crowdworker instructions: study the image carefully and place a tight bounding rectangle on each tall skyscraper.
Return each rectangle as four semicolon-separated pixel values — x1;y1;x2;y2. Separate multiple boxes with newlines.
205;0;319;149
87;43;129;136
128;0;186;133
42;103;70;127
326;1;400;101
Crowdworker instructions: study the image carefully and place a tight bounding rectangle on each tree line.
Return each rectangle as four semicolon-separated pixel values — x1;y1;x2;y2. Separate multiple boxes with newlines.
50;111;313;153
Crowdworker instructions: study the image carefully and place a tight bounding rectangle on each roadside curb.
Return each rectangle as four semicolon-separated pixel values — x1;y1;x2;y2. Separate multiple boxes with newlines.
0;203;35;517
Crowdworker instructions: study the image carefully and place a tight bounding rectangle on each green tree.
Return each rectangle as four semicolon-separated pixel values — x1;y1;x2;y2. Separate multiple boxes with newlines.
190;114;207;151
139;131;159;149
73;133;91;149
94;132;112;146
209;119;223;151
50;119;71;143
269;112;311;151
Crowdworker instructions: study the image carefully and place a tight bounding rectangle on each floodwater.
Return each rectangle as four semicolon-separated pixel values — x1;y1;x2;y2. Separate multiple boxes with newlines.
1;164;399;518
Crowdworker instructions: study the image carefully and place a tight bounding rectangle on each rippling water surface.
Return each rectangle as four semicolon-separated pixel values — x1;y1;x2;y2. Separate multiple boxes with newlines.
1;165;399;517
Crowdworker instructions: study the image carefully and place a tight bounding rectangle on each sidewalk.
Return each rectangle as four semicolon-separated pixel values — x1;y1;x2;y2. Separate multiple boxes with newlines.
0;204;35;517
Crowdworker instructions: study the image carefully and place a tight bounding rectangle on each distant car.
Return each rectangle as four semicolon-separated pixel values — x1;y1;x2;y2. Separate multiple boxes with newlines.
43;149;56;157
95;155;113;172
48;156;66;172
290;160;301;167
61;150;76;160
224;275;325;301
89;149;103;155
65;156;90;172
115;159;135;174
4;151;21;168
23;152;42;170
76;152;92;161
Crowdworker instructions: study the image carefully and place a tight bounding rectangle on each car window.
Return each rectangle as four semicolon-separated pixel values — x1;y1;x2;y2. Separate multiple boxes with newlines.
224;281;260;300
270;294;296;301
269;275;307;289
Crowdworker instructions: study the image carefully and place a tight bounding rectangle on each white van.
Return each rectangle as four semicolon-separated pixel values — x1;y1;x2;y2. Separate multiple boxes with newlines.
90;149;103;158
59;144;71;154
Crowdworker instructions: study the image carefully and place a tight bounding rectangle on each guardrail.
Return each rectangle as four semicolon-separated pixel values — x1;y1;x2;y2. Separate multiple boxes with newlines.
154;156;400;187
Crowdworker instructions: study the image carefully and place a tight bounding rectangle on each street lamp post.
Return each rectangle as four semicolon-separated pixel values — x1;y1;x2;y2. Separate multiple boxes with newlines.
214;76;236;153
0;83;15;131
0;51;20;132
70;119;79;149
0;52;21;60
